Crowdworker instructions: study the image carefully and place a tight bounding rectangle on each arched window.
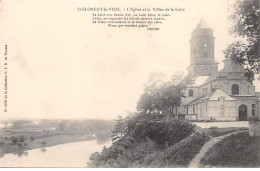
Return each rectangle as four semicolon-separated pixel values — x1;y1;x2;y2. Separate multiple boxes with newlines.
189;89;193;97
232;84;239;95
203;43;208;55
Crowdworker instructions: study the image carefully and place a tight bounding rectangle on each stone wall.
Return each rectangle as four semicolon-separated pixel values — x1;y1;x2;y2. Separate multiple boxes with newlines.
249;117;260;137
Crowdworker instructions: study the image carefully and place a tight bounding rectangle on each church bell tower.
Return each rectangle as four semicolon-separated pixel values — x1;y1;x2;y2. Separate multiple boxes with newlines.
188;19;218;77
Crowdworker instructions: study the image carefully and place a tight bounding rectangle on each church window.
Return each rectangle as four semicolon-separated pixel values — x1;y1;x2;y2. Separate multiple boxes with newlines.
193;106;195;114
231;84;239;95
203;43;208;55
252;104;256;116
189;89;193;97
203;88;208;96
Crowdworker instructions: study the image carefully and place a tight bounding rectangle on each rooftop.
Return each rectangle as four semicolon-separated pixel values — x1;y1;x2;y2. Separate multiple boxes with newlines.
187;76;210;87
209;89;235;101
194;18;211;31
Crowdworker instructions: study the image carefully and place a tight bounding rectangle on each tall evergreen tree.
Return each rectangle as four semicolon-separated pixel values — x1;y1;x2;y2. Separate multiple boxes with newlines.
111;115;127;143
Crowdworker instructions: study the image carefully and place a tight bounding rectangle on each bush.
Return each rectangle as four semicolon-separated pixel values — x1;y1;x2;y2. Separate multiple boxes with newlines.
133;120;196;147
12;136;19;144
141;132;210;167
0;140;5;146
162;132;209;166
19;136;25;142
89;131;209;168
88;119;201;168
209;126;218;130
89;152;101;161
18;142;23;147
41;141;46;147
30;136;35;141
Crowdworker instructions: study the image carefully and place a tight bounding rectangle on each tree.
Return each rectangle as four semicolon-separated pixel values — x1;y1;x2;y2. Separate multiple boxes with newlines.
12;136;19;145
12;120;33;129
111;115;127;143
224;0;259;83
41;141;47;149
137;72;186;118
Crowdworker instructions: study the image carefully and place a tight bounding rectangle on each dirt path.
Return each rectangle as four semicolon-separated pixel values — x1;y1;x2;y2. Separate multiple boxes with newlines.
188;130;247;168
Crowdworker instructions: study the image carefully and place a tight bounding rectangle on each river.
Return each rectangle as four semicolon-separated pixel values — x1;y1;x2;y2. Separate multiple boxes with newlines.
0;140;111;167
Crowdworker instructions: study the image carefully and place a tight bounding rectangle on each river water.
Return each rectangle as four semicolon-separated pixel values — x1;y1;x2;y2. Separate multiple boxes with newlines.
0;140;111;167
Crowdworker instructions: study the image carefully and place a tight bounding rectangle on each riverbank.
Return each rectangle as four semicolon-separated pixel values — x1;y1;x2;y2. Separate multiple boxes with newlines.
0;134;95;155
88;120;249;168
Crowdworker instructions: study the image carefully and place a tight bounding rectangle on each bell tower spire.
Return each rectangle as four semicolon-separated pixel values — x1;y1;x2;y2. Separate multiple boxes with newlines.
188;19;218;77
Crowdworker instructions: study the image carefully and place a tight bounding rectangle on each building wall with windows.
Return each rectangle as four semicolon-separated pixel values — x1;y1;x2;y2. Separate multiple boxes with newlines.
207;101;237;121
179;19;260;121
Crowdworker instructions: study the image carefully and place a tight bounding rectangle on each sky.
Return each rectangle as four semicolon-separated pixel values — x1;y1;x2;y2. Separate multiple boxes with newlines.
0;0;238;120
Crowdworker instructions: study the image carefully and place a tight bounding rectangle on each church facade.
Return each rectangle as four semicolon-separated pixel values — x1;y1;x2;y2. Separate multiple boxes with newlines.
178;19;260;121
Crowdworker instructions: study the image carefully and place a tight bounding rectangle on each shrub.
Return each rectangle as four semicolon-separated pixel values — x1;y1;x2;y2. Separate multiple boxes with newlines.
88;120;201;168
41;141;47;147
18;142;23;147
126;113;163;131
162;132;209;166
19;136;25;142
30;136;35;141
141;132;210;167
133;120;196;147
89;152;101;161
12;136;19;144
209;126;219;129
0;140;5;146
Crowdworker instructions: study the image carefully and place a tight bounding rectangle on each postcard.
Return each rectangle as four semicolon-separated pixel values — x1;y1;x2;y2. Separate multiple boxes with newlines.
0;0;259;168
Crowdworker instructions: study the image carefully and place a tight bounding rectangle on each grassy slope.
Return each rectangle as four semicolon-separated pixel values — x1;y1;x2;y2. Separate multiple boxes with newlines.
200;127;248;137
89;127;250;168
89;132;210;167
200;131;260;167
146;132;210;167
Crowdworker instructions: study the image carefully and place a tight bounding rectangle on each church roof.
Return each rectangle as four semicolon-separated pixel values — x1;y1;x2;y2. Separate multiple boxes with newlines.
194;19;211;31
185;96;204;105
186;89;235;106
187;76;213;87
209;89;235;101
193;76;209;86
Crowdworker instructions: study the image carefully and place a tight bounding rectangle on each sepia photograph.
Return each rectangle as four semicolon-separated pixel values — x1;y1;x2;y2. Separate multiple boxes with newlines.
0;0;259;168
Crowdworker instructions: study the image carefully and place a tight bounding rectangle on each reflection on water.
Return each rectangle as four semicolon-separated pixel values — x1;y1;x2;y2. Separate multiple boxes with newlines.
0;140;111;167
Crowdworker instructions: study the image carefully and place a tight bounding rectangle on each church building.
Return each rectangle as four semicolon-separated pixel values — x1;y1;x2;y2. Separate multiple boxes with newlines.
179;19;260;121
